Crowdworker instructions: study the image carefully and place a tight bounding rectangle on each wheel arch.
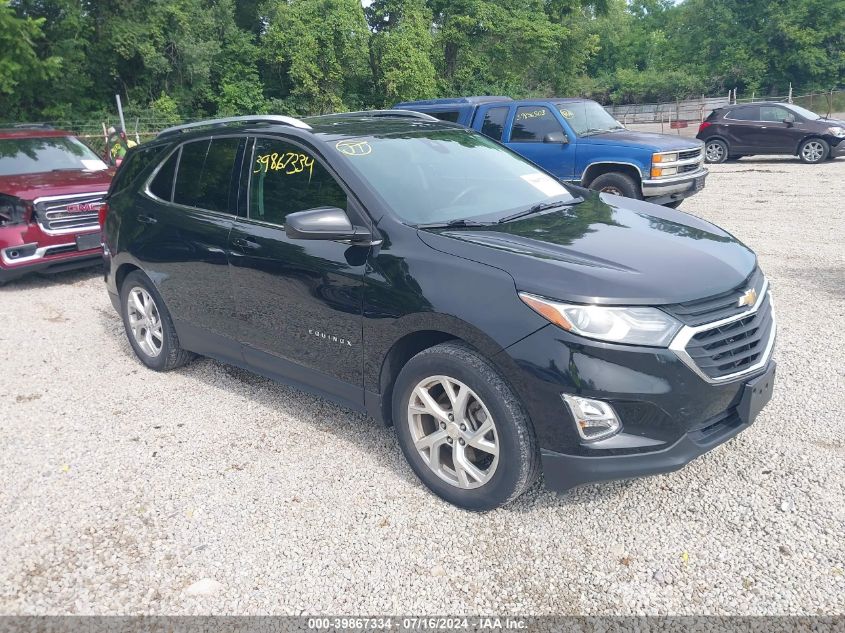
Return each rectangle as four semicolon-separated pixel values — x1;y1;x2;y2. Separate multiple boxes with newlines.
581;162;643;188
115;262;141;291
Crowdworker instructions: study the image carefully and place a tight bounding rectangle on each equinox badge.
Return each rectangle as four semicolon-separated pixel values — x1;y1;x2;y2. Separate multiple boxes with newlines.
738;288;758;308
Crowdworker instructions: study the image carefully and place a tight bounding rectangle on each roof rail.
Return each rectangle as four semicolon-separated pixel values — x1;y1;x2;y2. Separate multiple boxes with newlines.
316;109;441;123
157;115;312;138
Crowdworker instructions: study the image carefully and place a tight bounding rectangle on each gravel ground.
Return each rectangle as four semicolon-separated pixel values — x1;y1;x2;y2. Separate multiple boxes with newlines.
1;157;843;616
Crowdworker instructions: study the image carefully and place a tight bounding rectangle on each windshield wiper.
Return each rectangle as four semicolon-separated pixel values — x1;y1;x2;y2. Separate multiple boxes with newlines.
414;219;494;229
51;168;83;172
497;200;570;224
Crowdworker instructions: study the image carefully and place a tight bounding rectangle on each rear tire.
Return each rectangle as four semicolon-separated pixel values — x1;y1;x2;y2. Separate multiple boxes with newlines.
392;342;540;511
119;270;194;371
705;139;729;163
588;172;641;199
799;138;829;164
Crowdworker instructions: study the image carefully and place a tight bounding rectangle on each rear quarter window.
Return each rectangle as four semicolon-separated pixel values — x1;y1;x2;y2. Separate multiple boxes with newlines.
429;110;461;123
110;145;168;196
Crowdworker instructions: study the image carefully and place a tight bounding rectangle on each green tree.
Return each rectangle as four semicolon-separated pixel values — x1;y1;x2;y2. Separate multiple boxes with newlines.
368;0;438;105
261;0;371;114
0;5;60;117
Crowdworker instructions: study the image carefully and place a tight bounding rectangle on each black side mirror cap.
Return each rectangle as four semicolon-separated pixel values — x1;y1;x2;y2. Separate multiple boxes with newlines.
544;131;569;144
285;207;373;243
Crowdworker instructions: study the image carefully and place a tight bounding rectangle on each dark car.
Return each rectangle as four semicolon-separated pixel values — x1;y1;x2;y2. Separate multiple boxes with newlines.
697;102;845;164
102;113;776;510
0;126;113;284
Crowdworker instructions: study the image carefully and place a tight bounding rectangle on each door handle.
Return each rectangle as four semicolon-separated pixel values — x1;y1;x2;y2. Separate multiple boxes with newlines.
232;237;261;250
137;214;157;225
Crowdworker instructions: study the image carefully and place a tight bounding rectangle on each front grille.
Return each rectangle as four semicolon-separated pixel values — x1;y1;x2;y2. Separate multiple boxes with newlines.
679;163;699;174
34;193;105;235
684;292;774;380
679;148;702;160
664;268;765;326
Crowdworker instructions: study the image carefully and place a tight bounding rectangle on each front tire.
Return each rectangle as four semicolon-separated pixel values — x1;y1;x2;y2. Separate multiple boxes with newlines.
119;270;194;371
799;138;829;164
392;342;539;511
589;172;641;199
705;139;729;163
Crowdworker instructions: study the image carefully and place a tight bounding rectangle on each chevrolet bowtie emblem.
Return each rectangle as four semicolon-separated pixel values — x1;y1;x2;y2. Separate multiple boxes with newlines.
738;288;758;308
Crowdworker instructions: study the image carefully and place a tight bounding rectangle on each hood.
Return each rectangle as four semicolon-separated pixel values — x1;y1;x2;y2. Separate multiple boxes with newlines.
417;192;756;305
0;169;114;201
581;129;703;152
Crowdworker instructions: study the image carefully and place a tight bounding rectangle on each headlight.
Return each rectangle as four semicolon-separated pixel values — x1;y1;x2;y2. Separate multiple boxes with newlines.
519;292;682;347
826;126;845;138
653;152;678;164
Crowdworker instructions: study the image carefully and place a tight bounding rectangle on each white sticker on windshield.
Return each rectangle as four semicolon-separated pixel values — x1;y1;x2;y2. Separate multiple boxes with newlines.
81;159;108;171
520;173;567;197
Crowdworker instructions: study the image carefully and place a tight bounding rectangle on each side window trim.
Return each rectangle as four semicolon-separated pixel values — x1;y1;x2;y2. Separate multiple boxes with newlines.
243;134;362;229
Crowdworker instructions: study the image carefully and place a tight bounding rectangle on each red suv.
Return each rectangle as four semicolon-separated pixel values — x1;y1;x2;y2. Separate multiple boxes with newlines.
0;125;113;284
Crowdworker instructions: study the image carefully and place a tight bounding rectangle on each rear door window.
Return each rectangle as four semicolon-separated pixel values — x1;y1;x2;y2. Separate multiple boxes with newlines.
480;107;509;141
509;106;563;142
249;138;347;226
727;106;760;121
173;137;242;213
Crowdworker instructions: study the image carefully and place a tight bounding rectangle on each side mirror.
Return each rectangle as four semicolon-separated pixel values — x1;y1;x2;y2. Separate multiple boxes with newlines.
543;131;569;144
784;114;795;126
285;207;372;243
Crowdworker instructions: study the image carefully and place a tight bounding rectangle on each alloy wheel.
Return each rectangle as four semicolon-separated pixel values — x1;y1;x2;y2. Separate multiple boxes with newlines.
802;141;824;163
407;375;499;489
706;142;725;162
127;287;163;357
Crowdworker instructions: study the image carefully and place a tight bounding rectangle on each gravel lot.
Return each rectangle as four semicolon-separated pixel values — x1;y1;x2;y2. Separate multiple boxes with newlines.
1;156;843;616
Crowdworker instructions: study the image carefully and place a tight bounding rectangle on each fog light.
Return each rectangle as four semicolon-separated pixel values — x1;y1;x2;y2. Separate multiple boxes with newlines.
562;394;621;442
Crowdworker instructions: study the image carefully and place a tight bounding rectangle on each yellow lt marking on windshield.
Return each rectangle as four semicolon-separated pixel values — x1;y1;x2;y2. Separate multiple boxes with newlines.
559;109;574;119
336;140;372;156
516;108;547;121
254;152;314;178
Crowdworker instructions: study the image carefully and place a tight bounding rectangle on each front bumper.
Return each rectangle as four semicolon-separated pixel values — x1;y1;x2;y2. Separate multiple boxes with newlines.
0;222;103;283
498;300;776;491
642;168;708;202
542;361;775;491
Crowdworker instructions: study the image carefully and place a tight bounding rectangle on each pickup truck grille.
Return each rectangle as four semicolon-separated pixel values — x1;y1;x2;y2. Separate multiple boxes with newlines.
684;292;774;380
679;148;702;161
34;193;106;235
664;268;765;326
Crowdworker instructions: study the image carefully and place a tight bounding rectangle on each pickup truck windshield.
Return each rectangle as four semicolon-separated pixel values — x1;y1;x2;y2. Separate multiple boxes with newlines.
558;101;624;136
0;136;108;176
332;129;574;225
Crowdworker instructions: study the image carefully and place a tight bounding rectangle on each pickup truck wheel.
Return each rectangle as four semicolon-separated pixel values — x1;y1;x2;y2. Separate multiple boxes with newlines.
392;342;540;511
589;172;641;199
705;139;729;163
799;138;829;164
120;270;194;371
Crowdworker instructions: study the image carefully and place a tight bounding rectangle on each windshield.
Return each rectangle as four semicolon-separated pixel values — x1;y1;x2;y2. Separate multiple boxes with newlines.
558;101;624;136
785;104;821;120
331;129;574;225
0;136;108;176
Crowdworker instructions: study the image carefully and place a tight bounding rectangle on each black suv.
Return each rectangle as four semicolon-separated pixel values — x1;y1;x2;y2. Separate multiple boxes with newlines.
698;102;845;164
102;113;777;510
